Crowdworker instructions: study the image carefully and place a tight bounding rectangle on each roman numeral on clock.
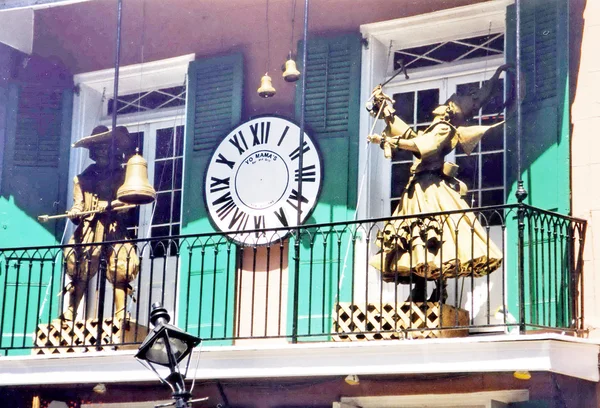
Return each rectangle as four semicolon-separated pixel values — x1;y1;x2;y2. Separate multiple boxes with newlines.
274;207;289;227
209;176;230;193
228;207;249;230
228;131;249;155
254;215;265;237
212;192;236;221
287;189;309;213
294;164;316;182
250;121;271;146
216;153;235;169
277;125;290;146
289;141;310;161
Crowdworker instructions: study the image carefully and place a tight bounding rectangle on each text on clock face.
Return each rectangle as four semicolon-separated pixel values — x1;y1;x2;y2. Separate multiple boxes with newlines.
244;151;279;164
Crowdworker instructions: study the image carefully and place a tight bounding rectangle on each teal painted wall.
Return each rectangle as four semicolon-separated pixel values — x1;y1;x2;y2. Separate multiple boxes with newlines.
0;46;73;354
289;34;362;340
505;0;571;328
179;54;243;343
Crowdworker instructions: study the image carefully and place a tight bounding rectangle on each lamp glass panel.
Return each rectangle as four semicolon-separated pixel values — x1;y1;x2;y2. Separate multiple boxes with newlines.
145;336;189;365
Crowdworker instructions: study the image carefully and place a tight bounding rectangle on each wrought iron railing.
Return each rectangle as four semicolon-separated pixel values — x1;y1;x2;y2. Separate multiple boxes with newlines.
0;204;586;355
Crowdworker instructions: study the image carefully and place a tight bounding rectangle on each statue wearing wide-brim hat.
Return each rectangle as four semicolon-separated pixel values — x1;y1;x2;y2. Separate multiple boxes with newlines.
62;124;140;322
73;125;136;157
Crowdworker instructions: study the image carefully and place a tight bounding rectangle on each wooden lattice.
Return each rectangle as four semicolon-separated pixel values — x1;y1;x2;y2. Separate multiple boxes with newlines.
34;318;148;355
332;302;469;341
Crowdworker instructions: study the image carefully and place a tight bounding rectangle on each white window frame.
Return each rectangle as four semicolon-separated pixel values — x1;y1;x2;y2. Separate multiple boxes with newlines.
357;0;511;220
67;54;195;321
69;53;195;212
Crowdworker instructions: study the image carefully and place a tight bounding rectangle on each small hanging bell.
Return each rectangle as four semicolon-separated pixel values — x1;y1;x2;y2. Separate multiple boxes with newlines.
117;153;157;205
282;56;300;82
258;73;276;98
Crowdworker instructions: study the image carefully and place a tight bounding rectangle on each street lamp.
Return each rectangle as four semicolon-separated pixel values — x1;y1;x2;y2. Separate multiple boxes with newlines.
135;303;203;408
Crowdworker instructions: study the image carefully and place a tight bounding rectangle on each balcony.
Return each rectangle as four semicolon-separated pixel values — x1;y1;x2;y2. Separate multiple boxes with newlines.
0;204;586;356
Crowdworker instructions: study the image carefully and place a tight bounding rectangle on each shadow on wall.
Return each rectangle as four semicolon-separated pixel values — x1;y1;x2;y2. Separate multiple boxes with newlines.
0;43;73;247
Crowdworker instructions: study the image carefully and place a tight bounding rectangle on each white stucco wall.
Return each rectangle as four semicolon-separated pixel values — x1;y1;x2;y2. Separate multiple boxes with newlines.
571;0;600;337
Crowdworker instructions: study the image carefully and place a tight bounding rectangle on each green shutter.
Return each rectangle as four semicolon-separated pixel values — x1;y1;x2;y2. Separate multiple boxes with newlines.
179;54;242;343
1;83;72;247
505;0;571;328
0;50;73;355
289;34;361;340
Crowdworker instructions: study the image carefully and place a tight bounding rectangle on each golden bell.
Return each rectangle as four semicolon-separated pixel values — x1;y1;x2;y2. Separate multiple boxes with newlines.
117;153;157;205
258;73;276;98
282;58;300;82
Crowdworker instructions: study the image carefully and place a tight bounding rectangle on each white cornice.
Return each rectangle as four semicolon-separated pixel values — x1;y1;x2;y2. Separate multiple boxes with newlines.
74;54;195;96
1;334;598;386
360;0;513;50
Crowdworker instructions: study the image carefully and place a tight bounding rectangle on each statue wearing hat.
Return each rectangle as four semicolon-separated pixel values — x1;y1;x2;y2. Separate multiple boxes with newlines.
62;125;140;321
366;65;509;302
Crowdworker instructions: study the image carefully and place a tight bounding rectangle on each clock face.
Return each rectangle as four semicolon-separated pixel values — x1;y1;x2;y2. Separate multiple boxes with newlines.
205;116;322;245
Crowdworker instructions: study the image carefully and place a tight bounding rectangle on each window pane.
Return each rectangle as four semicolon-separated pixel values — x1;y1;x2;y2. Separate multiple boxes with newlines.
391;162;411;198
428;42;472;62
482;78;505;115
465;191;479;207
154;159;174;191
150;225;170;258
416;88;439;123
391;148;413;162
123;206;141;239
151;225;169;238
175;126;184;156
481;189;504;206
172;190;182;223
390;198;401;213
392;92;414;123
481;117;504;151
156;127;175;159
481;153;503;188
456;155;478;190
153;192;172;225
174;158;183;189
129;131;144;155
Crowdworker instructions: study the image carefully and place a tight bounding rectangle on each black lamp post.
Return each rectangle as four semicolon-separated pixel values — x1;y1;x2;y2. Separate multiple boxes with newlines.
136;303;203;408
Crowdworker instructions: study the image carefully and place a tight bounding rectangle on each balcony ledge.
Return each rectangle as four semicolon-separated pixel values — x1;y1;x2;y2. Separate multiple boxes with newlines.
0;333;598;386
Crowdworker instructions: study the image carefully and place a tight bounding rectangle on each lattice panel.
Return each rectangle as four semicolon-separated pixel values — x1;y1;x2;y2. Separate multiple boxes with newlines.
332;302;469;341
34;318;148;355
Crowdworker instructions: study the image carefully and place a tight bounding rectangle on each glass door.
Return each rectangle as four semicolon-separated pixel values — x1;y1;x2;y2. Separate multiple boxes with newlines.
366;70;507;330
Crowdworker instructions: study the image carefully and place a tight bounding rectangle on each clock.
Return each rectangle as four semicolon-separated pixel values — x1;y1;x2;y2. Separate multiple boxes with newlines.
204;116;322;245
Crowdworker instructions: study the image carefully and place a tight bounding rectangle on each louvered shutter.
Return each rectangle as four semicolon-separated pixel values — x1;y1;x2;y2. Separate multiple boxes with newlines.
505;0;571;328
1;82;73;246
181;53;243;229
289;34;361;340
179;54;242;342
0;49;73;355
505;0;569;213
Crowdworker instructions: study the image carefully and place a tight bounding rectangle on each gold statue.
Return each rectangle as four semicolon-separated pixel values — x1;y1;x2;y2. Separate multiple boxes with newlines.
61;125;140;321
367;65;508;302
